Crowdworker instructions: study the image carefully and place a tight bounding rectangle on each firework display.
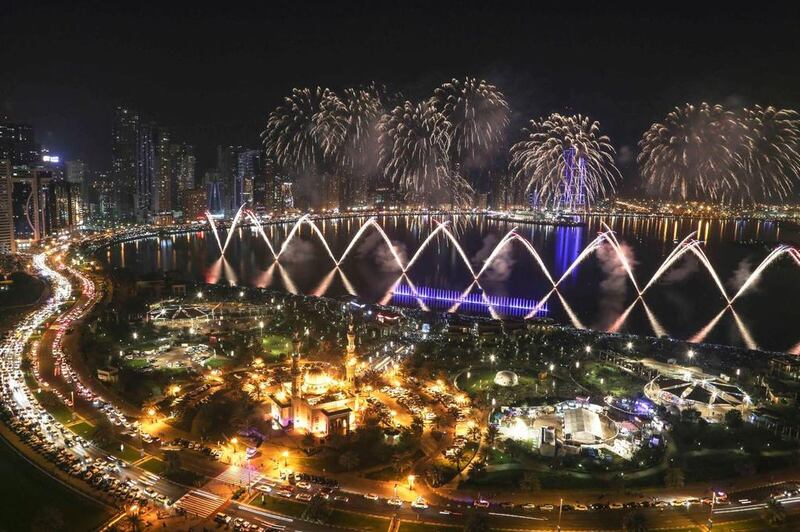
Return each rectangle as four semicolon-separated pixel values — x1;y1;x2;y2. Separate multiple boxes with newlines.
639;103;800;202
432;78;510;176
509;113;620;208
378;100;455;201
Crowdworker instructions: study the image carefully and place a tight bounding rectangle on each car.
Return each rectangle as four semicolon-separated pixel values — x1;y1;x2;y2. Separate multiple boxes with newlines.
387;498;404;507
333;494;349;503
295;493;313;502
215;513;232;524
609;502;623;510
575;504;589;511
256;485;272;493
411;497;429;509
295;481;311;490
540;504;555;511
364;493;379;501
276;490;293;498
473;499;490;508
521;503;537;511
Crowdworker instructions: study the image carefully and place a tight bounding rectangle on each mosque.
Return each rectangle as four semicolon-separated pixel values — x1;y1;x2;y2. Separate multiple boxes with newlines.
267;322;359;436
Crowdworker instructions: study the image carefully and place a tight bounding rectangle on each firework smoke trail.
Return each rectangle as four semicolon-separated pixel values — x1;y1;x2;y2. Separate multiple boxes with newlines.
474;228;519;278
690;307;728;344
221;204;247;255
608;298;638;333
686;245;732;304
221;257;238;286
509;113;620;207
302;218;339;264
731;308;758;350
277;215;311;258
253;260;277;288
337;268;357;296
312;268;337;297
641;299;666;338
789;340;800;356
600;224;641;295
275;262;298;295
205;211;224;253
247;211;277;258
730;245;791;302
447;280;479;314
337;217;405;269
404;222;452;271
556;290;585;329
555;233;607;285
434;222;477;277
640;233;698;293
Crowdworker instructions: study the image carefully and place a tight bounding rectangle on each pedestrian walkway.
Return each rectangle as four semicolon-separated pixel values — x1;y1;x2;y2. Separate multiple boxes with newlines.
173;489;225;518
216;465;264;487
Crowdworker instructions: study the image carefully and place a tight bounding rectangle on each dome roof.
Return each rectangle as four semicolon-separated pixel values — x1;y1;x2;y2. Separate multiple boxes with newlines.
494;370;519;387
303;367;332;394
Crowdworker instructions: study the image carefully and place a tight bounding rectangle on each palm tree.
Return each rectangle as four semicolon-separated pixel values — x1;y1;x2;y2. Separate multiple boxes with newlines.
622;511;648;532
125;512;143;532
762;498;787;526
663;467;685;488
447;446;466;472
338;451;360;471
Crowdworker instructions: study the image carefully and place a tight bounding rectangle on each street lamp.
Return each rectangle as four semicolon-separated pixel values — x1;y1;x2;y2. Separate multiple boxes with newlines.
584;345;591;354
408;474;415;490
687;349;695;359
282;450;289;467
132;332;138;340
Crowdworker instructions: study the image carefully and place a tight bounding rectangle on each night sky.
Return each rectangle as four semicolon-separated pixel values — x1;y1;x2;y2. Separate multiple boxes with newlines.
3;2;799;181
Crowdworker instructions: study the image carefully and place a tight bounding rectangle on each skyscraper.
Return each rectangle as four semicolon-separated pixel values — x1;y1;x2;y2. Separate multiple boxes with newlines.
155;127;171;213
0;160;14;254
169;143;195;210
135;121;157;221
111;106;139;220
0;121;39;166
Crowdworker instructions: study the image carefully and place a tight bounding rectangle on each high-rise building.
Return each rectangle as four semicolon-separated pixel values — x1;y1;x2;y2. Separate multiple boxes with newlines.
0;122;39;166
12;168;51;241
135;122;157;221
112;107;139;220
0;160;14;254
65;159;86;185
154;128;171;213
236;149;261;208
180;188;208;221
169;143;195;210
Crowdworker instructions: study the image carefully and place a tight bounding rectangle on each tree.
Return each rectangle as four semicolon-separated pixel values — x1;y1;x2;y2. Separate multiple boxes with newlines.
463;511;490;532
622;511;648;532
724;409;744;429
447;446;466;472
302;495;330;523
663;467;685;488
339;451;360;471
164;450;181;475
125;512;143;532
486;425;499;445
762;498;787;526
518;471;541;491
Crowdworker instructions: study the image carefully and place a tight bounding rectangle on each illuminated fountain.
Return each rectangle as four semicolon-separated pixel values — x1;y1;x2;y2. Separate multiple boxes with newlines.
202;208;800;343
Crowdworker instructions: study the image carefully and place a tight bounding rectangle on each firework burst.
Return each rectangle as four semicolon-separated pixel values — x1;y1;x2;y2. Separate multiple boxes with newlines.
509;113;619;207
262;87;347;172
432;78;510;170
741;105;800;201
379;100;457;201
638;103;745;201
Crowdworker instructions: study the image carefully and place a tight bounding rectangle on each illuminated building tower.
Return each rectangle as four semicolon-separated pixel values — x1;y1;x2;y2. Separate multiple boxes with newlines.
111;106;139;220
154;127;172;212
0;160;13;253
290;333;303;425
345;320;357;388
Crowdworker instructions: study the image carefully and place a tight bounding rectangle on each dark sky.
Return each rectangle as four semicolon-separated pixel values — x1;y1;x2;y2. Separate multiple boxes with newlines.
3;2;799;177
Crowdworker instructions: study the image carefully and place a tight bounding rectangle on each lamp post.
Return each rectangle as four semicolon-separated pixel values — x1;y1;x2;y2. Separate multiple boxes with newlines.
407;474;415;490
282;450;288;467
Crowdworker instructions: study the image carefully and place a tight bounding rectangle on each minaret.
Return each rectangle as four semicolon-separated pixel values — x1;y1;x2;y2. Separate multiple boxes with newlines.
345;319;357;388
290;333;302;426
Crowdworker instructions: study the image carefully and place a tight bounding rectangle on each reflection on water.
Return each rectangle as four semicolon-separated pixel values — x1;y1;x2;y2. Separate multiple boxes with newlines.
102;214;800;352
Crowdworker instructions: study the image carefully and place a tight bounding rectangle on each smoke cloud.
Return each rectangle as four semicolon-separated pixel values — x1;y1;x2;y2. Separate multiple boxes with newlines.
355;231;406;271
594;241;637;329
472;233;516;282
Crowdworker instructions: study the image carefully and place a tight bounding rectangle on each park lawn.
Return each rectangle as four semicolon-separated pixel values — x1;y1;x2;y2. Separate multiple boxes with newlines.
102;440;143;462
252;494;306;517
365;465;403;481
140;457;167;474
399;522;460;532
262;334;291;359
0;439;113;530
204;356;233;369
38;391;75;424
70;421;94;438
577;361;642;396
123;358;151;369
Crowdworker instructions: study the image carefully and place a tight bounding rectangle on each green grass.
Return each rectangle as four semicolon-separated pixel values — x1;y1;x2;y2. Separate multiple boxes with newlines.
104;442;142;463
122;358;151;369
139;457;167;475
574;361;642;396
0;439;112;530
204;356;233;369
69;421;94;438
252;494;306;517
37;391;75;424
262;334;291;359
